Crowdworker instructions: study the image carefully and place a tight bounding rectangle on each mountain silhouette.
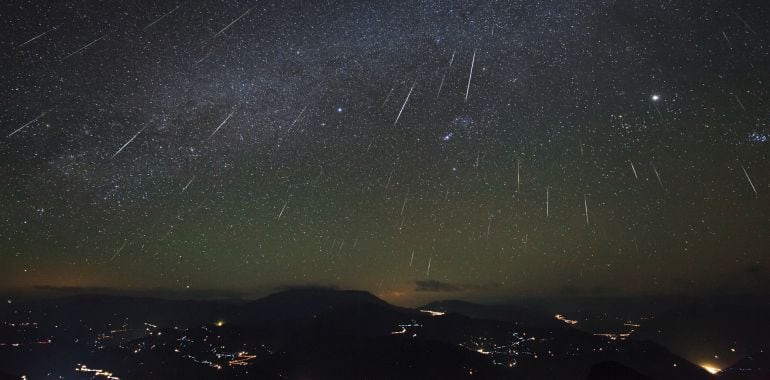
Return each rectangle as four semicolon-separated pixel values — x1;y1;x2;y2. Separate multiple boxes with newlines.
421;299;564;328
717;349;770;380
1;288;716;379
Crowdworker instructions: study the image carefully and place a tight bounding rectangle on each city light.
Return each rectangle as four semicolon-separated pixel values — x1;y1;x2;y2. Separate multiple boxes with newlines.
554;314;578;325
701;363;721;375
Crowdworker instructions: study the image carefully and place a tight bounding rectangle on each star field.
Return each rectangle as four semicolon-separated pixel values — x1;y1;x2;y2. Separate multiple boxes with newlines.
1;0;769;303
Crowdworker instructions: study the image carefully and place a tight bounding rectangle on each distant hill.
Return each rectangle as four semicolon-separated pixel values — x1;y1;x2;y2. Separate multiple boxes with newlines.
717;349;770;380
233;287;416;322
514;295;770;369
0;293;240;330
421;299;564;329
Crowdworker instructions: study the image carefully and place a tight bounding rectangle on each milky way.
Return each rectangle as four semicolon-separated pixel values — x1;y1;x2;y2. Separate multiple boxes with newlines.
1;0;768;303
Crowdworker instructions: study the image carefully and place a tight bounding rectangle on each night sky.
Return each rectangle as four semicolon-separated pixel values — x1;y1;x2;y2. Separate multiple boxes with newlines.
1;0;768;304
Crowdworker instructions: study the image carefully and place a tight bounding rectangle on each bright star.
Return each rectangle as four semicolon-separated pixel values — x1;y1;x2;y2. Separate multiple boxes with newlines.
651;94;660;101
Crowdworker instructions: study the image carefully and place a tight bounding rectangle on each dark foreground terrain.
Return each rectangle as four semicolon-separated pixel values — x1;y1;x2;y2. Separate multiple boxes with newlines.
0;289;767;379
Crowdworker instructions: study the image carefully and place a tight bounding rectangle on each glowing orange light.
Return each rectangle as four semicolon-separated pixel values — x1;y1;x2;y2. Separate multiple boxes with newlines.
700;364;720;375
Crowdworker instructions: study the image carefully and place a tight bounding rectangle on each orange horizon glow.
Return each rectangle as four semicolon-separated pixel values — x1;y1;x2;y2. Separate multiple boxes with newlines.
700;363;721;375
